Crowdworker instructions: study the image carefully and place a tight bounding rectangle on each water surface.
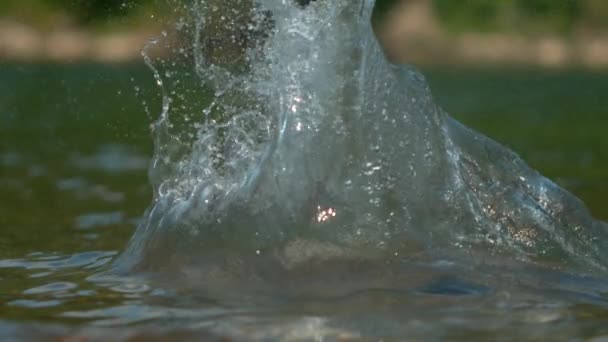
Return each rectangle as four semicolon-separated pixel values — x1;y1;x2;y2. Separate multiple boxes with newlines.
1;10;608;340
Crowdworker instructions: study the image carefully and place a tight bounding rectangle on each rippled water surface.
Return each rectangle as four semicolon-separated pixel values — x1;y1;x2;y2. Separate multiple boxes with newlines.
1;63;607;340
2;3;608;337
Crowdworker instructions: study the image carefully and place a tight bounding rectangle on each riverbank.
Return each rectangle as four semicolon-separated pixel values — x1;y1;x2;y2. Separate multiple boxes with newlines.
378;0;608;69
1;1;608;68
0;19;156;63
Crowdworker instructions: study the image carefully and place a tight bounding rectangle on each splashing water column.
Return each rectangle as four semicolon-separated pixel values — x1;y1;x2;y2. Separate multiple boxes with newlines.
112;0;608;279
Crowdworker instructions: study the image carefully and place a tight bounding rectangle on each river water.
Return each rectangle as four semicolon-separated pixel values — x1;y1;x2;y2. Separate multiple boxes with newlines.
2;0;608;340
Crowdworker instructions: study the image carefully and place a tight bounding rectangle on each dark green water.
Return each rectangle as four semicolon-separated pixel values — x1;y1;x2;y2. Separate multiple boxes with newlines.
1;63;607;339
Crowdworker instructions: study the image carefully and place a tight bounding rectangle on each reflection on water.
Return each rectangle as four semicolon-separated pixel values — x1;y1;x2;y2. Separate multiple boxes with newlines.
2;251;608;339
70;144;148;173
0;251;116;270
0;145;607;338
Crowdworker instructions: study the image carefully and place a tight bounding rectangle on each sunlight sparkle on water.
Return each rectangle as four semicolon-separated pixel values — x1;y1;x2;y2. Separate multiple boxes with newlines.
316;206;337;223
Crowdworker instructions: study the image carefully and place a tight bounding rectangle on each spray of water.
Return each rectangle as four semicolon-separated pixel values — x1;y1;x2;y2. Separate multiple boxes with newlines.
114;0;608;276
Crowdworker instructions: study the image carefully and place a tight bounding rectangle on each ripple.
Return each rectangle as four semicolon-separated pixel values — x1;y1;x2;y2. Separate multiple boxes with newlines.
62;305;238;326
7;299;63;308
0;150;23;167
23;282;78;295
70;144;148;173
109;282;151;294
56;177;125;203
0;251;117;271
418;276;490;297
75;212;125;230
29;272;54;278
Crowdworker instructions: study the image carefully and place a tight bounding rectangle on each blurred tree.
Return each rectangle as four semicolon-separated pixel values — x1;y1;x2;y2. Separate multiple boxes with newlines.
433;0;499;32
0;0;607;34
515;0;580;33
579;0;608;30
0;0;155;25
55;0;150;23
65;0;132;22
432;0;589;34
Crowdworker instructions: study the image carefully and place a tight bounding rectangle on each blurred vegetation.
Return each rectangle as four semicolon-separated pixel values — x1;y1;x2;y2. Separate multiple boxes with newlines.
432;0;608;34
0;0;138;22
0;0;607;35
0;0;163;30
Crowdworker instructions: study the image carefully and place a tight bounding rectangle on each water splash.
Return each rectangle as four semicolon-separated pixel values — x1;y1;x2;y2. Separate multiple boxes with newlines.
114;0;608;276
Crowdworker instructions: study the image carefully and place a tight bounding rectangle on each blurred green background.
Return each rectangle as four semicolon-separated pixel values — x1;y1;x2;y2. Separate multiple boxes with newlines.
2;0;608;66
1;0;607;33
432;0;608;34
0;0;157;29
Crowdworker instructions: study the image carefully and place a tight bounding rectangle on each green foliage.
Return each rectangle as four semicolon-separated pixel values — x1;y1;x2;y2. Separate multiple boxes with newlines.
373;0;398;22
0;0;607;34
55;0;136;23
433;0;589;34
0;0;57;26
515;0;580;33
579;0;608;29
433;0;500;32
0;0;155;26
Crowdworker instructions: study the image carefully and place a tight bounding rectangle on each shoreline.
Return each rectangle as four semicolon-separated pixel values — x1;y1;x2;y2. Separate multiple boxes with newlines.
378;0;608;70
1;5;608;69
0;20;158;63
